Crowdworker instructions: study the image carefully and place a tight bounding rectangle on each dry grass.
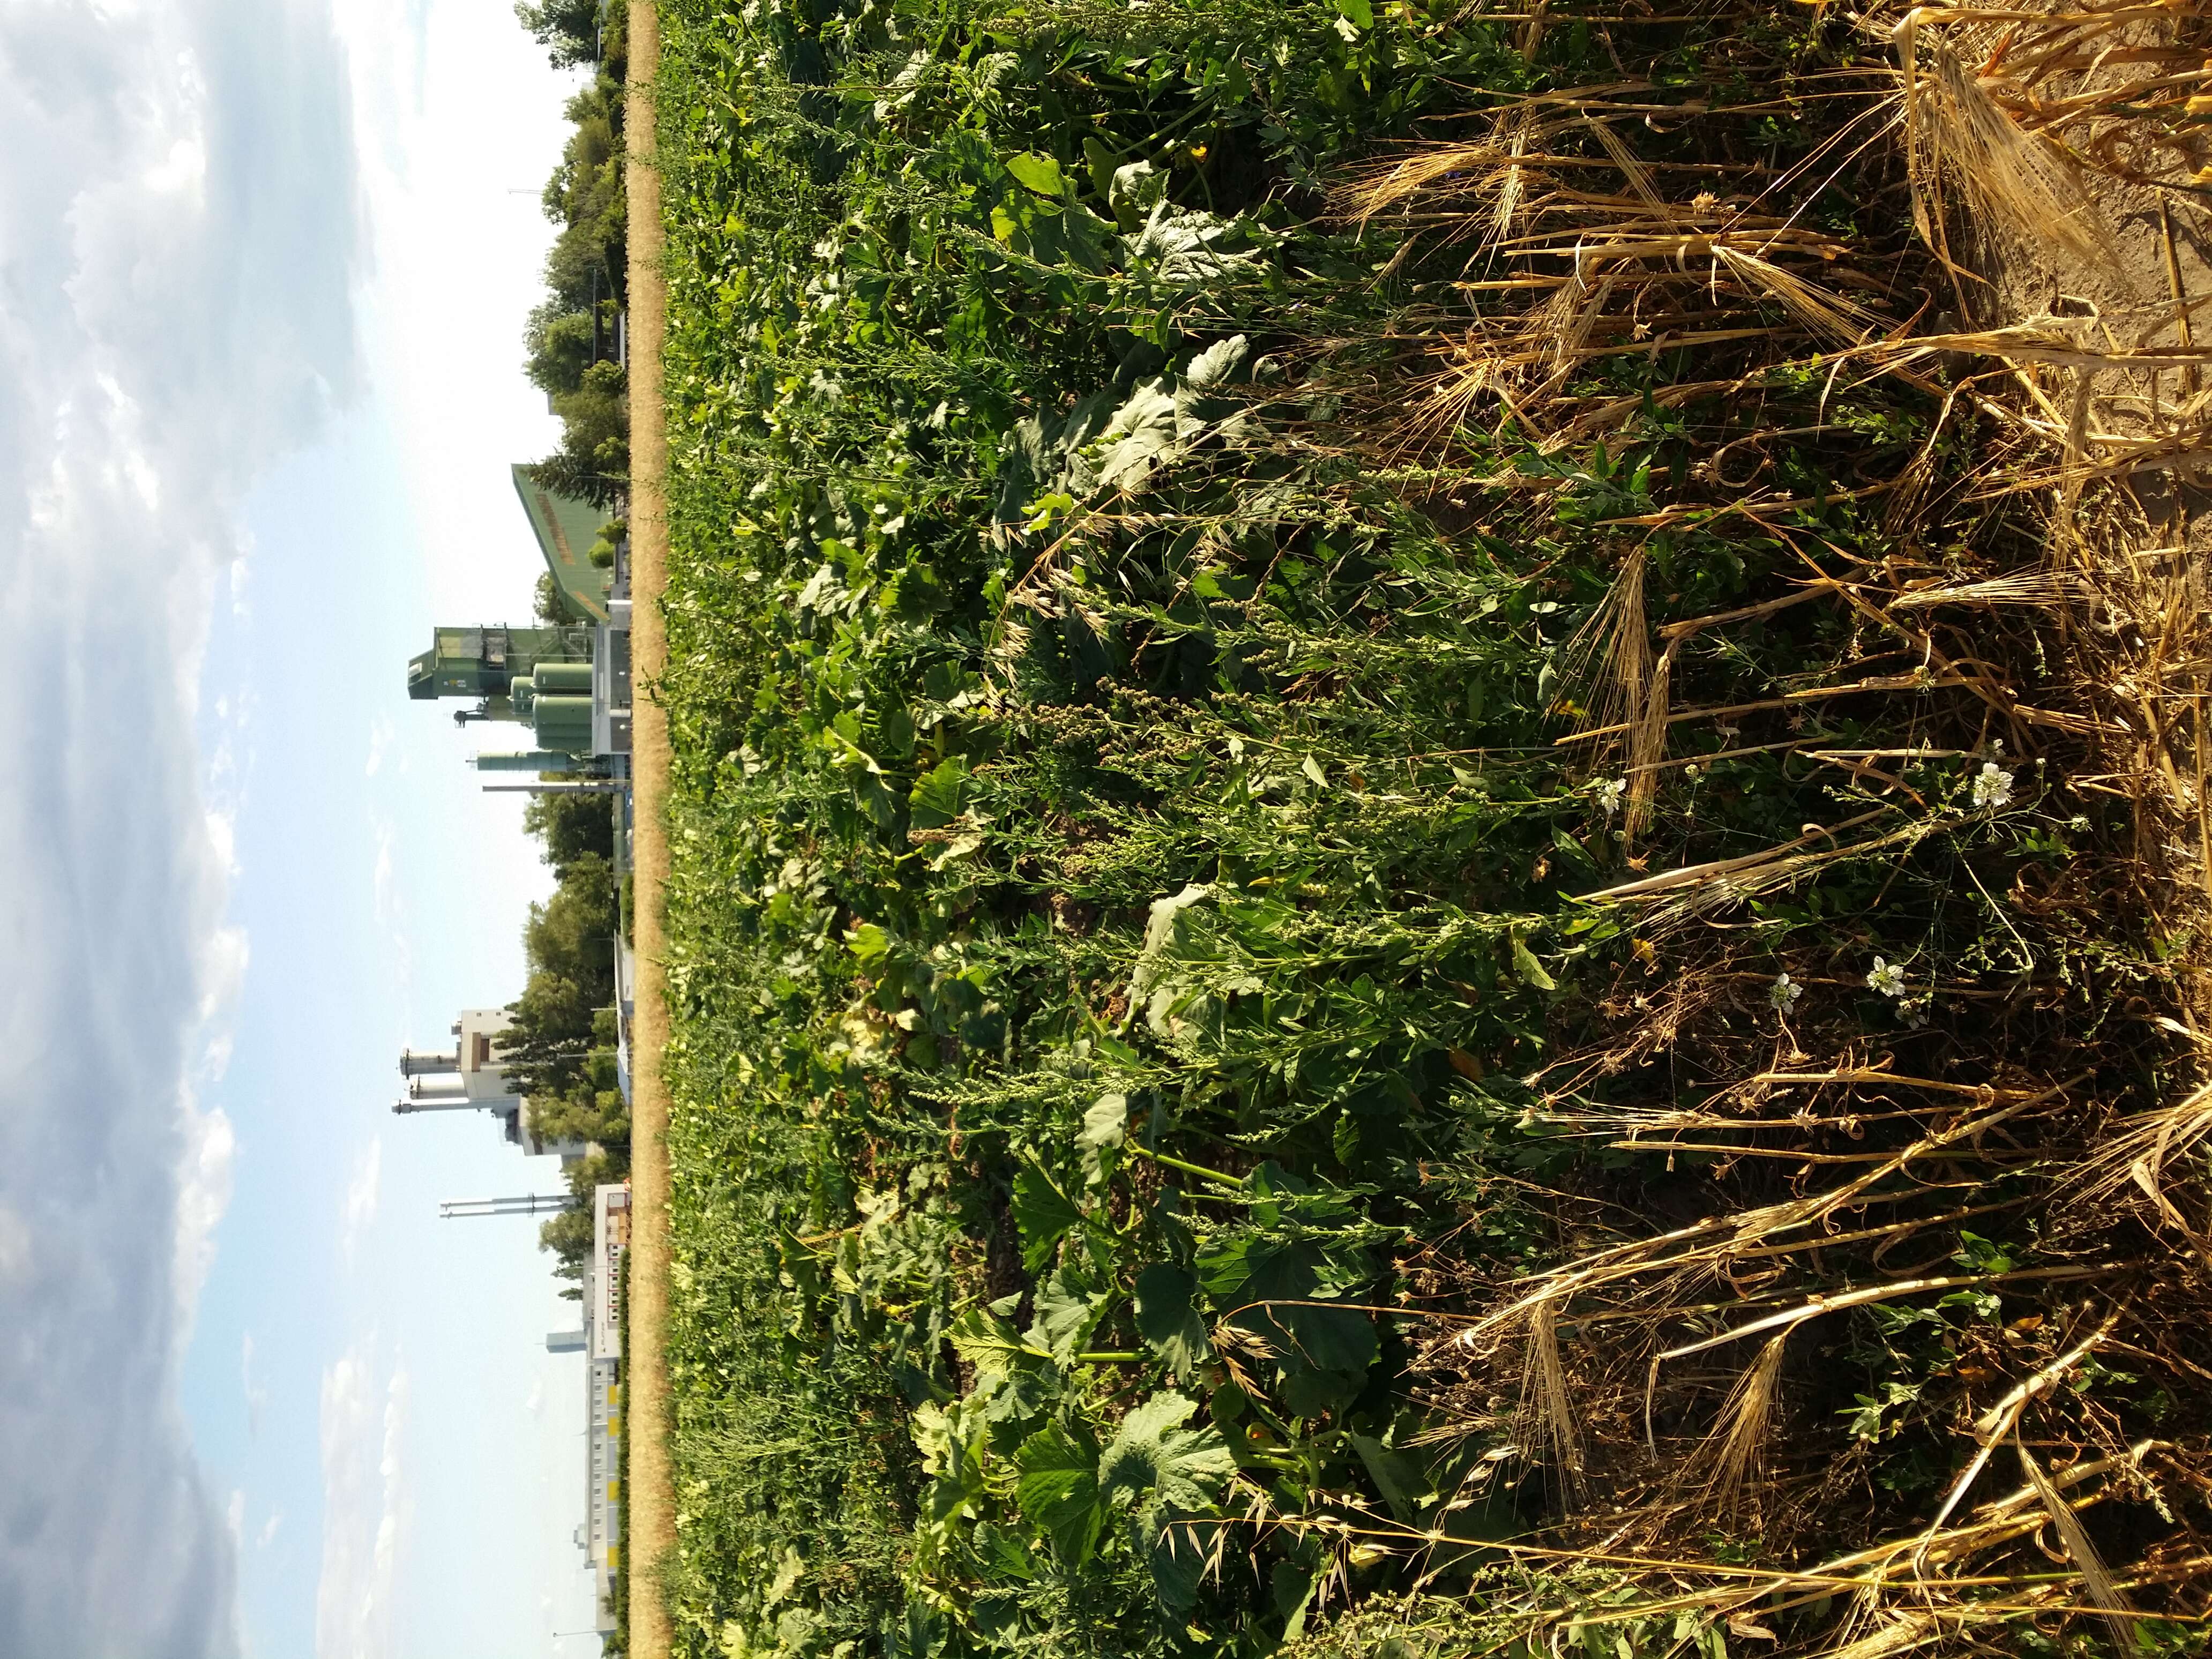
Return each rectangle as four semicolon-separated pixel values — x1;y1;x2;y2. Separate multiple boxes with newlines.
1303;1;2212;1651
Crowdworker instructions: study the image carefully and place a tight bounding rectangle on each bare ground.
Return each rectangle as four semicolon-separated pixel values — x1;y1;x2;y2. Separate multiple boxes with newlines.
623;2;674;1653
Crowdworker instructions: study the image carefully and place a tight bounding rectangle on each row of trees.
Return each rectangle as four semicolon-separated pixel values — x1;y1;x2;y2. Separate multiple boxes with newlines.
502;787;632;1287
517;2;629;506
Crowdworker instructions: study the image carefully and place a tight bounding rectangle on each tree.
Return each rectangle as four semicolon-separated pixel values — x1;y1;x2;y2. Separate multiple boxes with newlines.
529;359;630;507
524;790;616;868
525;851;617;994
525;304;597;398
504;851;619;1106
514;0;600;69
534;570;588;625
539;1204;594;1282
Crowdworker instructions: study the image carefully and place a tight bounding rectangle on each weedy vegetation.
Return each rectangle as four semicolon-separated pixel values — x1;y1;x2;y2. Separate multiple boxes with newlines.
645;0;2212;1655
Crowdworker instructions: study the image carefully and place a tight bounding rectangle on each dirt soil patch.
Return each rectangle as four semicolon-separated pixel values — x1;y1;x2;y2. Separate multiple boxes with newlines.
622;1;674;1653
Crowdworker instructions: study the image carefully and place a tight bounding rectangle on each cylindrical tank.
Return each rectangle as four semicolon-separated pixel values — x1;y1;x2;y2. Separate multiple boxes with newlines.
510;678;537;716
472;751;578;773
532;660;593;694
400;1047;460;1078
533;694;595;754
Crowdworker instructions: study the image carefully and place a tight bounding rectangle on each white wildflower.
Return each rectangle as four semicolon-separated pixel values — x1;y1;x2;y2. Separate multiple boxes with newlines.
1866;957;1907;999
1769;973;1804;1013
1971;763;2014;810
2068;814;2089;832
1595;777;1627;817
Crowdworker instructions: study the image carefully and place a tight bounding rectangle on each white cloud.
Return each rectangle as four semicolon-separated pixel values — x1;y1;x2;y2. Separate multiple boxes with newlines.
172;1099;237;1346
364;714;394;778
200;1031;236;1084
367;813;412;1000
197;925;252;1025
0;1204;31;1288
226;1490;246;1551
257;1511;283;1551
339;1137;382;1266
205;807;239;877
523;1372;544;1418
316;1343;409;1659
242;1332;268;1439
0;0;361;1651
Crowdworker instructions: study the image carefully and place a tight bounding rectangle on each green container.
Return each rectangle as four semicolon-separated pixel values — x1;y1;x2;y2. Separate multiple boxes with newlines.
533;660;594;695
533;693;595;753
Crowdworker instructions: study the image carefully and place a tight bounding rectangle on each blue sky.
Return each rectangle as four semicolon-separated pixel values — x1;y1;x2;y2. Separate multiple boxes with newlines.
0;2;612;1654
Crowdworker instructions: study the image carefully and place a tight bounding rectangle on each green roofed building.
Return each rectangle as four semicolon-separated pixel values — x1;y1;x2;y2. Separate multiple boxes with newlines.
511;465;613;624
405;470;632;764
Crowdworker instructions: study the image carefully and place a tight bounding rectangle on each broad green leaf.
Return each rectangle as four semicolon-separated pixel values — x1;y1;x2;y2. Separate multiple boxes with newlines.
1512;933;1558;991
1143;1505;1215;1613
1077;1092;1127;1187
1082;134;1119;202
909;756;967;829
1350;1433;1428;1523
1108;159;1164;223
1014;1422;1102;1564
1272;1557;1321;1640
1103;1393;1232;1610
947;1305;1044;1383
766;1545;804;1609
1129;883;1211;1008
1334;0;1373;26
1134;1262;1212;1378
1098;1392;1236;1514
1195;1229;1378;1414
1094;383;1182;495
1012;1160;1081;1273
1026;1264;1111;1364
1005;151;1065;197
1183;334;1248;388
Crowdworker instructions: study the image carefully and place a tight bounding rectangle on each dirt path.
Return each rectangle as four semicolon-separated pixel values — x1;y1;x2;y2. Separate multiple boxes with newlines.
623;3;675;1655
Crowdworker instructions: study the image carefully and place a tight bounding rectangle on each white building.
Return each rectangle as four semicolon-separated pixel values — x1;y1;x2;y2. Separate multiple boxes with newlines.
394;1007;589;1165
574;1183;629;1633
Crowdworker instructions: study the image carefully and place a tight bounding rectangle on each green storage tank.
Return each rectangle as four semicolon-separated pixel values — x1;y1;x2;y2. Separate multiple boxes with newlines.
533;694;595;754
510;678;537;716
532;660;594;695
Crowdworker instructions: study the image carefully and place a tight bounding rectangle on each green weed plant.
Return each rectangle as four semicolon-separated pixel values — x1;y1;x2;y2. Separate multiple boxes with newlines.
645;1;2212;1655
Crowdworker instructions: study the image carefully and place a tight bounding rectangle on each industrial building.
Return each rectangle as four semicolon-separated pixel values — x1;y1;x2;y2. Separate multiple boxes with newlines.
393;1007;589;1167
406;468;633;772
399;466;639;1132
398;468;633;1645
542;1183;629;1635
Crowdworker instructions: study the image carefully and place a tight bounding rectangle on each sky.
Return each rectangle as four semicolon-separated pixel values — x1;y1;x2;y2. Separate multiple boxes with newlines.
0;2;610;1655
